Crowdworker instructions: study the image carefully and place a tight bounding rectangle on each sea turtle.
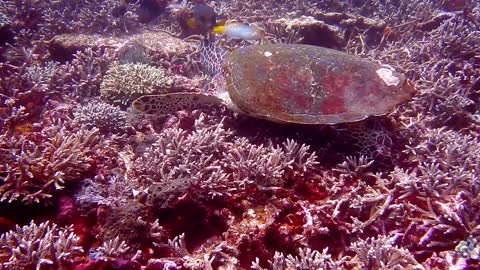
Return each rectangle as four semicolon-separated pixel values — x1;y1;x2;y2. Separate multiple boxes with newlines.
132;41;417;125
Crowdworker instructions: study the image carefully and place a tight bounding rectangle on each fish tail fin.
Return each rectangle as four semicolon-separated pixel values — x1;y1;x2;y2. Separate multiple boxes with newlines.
212;25;225;34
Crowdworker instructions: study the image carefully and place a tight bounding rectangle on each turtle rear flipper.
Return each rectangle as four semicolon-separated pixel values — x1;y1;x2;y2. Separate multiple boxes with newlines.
132;93;223;115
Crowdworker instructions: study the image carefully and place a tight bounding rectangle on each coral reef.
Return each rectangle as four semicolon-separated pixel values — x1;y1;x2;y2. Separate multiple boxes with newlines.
1;0;479;269
129;114;318;204
0;221;83;269
73;100;131;134
100;62;174;107
0;105;102;204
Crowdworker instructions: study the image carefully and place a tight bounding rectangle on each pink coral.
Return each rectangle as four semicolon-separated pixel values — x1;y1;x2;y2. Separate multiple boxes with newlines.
0;103;102;204
1;0;480;269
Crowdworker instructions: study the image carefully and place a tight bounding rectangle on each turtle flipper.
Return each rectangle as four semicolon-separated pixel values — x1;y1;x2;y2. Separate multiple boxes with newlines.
132;92;223;114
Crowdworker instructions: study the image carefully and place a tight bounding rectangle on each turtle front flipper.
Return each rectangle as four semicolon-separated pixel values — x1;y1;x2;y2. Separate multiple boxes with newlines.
132;92;223;115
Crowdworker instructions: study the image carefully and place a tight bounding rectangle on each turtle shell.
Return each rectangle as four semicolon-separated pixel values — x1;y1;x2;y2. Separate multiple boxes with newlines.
223;44;416;124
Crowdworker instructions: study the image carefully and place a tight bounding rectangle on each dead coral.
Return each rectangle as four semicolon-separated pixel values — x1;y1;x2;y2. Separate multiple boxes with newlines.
100;202;161;254
0;220;84;269
267;16;345;48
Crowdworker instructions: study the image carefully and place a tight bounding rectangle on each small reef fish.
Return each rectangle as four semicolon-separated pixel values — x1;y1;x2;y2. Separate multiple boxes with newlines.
186;3;217;35
213;22;264;40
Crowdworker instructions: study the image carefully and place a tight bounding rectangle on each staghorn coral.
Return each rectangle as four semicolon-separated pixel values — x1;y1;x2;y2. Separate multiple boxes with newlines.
72;0;141;35
285;248;336;269
129;114;318;207
1;0;141;40
100;62;174;107
0;120;101;204
351;3;480;129
393;126;480;206
252;248;338;270
223;138;290;187
25;61;59;84
62;47;115;98
1;58;49;128
74;172;134;210
351;235;423;269
93;236;130;259
0;220;84;270
0;11;10;28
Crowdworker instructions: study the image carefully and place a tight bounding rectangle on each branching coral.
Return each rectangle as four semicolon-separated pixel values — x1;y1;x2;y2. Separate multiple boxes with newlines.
73;100;130;134
63;48;115;98
25;61;59;84
351;235;423;269
0;121;101;204
393;126;479;204
1;0;141;40
72;0;141;35
351;3;480;129
1;59;49;127
100;62;174;107
285;248;336;269
93;236;130;259
252;248;337;270
129;114;318;207
0;221;84;269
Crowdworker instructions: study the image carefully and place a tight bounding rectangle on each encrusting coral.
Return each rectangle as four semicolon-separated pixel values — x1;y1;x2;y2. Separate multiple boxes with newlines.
0;0;479;269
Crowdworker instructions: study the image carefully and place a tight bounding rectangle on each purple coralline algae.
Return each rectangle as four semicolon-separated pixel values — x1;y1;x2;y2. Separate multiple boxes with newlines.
0;0;479;269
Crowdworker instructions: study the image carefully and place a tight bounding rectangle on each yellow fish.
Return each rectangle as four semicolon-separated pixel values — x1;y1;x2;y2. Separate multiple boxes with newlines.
212;22;264;41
